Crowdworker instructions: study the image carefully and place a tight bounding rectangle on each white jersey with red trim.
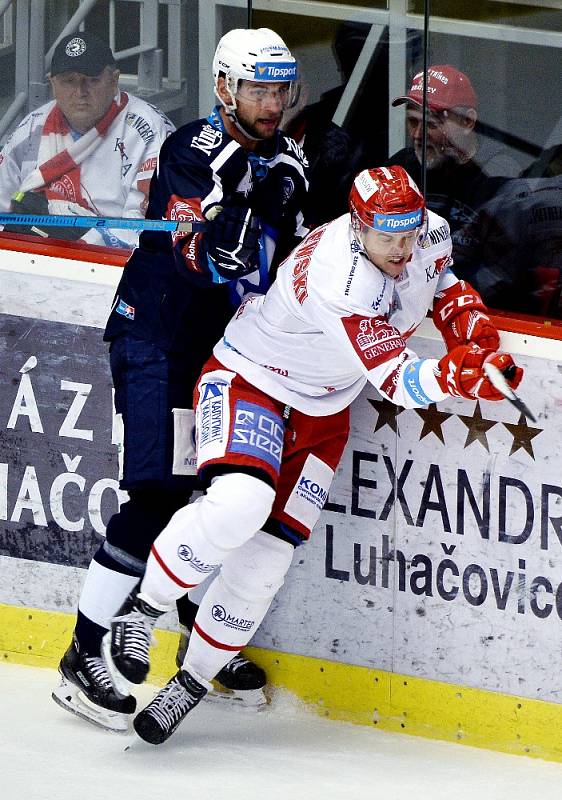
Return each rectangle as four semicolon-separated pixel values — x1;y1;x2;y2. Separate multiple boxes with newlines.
214;209;458;415
0;92;174;248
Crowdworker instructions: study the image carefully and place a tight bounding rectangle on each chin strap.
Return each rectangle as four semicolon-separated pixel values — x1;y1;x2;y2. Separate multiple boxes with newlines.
224;107;264;142
220;80;266;142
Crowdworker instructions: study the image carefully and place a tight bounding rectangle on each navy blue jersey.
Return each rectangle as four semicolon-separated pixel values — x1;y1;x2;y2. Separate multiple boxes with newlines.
105;106;309;358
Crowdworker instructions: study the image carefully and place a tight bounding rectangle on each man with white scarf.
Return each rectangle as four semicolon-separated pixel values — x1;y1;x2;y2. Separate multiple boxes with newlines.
0;32;174;248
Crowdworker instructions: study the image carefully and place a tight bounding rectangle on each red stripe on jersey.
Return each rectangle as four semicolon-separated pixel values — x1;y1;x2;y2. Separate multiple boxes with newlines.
341;314;406;369
193;621;244;652
150;544;197;589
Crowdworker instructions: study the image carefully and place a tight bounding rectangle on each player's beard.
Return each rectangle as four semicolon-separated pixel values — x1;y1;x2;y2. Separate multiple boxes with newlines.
236;108;282;140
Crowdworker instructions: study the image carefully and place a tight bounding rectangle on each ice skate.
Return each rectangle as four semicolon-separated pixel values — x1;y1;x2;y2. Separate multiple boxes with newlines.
176;626;267;709
134;668;209;745
51;636;136;733
102;588;166;698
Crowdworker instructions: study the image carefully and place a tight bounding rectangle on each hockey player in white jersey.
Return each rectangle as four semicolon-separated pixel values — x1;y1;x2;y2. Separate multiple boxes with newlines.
101;165;523;744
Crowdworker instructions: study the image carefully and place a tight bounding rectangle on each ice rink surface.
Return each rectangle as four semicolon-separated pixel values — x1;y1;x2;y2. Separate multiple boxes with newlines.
2;662;562;800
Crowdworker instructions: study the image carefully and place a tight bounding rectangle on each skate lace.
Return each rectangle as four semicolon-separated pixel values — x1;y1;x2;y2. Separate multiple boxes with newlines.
113;610;157;665
83;655;114;691
146;676;195;731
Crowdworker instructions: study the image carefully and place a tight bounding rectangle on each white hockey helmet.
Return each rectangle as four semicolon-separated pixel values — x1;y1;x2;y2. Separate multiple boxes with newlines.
213;28;299;111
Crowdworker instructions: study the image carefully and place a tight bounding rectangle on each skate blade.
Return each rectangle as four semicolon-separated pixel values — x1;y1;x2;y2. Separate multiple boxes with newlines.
51;679;131;733
101;632;135;699
206;683;268;711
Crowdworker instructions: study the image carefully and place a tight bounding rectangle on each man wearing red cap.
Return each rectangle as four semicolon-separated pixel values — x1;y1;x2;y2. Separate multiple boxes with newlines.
388;65;514;248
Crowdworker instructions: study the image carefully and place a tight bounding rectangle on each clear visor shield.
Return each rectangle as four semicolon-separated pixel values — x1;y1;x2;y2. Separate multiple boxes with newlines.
226;60;300;111
234;82;298;110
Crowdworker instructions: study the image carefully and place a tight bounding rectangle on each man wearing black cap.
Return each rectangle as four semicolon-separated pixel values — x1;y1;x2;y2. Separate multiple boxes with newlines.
0;32;174;248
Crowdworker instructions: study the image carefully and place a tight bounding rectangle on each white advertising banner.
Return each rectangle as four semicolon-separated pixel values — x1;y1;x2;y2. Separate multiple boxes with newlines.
1;251;560;705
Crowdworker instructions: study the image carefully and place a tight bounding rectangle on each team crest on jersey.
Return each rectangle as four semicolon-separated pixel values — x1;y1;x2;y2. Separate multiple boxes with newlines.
191;124;223;155
49;175;77;202
166;195;204;245
282;177;295;204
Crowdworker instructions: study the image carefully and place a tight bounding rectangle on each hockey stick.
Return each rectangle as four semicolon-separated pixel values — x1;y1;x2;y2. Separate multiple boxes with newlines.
0;213;208;233
484;362;537;422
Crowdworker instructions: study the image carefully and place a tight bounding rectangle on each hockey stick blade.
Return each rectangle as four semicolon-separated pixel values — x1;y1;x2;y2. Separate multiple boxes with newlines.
484;362;536;422
0;213;207;233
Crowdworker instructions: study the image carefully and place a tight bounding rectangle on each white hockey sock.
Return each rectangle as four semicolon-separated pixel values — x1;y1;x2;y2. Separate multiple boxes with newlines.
78;559;139;630
182;533;294;681
141;474;276;608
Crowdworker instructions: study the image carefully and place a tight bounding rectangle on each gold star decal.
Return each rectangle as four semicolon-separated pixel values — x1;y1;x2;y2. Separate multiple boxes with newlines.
368;397;403;435
414;404;452;443
503;412;542;458
458;401;498;451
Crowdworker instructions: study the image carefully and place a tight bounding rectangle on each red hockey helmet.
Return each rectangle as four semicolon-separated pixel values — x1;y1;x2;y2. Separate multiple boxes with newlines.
349;166;425;233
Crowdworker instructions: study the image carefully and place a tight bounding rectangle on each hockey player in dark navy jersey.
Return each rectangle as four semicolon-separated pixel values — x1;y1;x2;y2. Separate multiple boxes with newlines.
52;27;308;731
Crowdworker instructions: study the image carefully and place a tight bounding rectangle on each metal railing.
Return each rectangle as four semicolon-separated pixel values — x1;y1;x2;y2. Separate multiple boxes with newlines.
0;0;187;142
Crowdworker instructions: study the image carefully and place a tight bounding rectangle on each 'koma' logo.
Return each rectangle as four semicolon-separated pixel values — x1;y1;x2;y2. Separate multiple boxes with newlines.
297;477;328;508
254;61;297;80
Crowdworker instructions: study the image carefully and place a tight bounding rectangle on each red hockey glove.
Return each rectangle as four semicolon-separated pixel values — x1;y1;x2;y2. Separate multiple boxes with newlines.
435;344;523;401
432;281;500;351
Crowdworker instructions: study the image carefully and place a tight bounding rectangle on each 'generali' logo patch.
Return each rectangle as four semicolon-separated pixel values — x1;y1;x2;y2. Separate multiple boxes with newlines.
342;314;406;368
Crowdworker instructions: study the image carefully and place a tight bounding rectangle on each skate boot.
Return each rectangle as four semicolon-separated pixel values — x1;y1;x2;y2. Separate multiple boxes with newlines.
134;668;210;745
102;587;166;698
52;635;136;733
176;625;267;709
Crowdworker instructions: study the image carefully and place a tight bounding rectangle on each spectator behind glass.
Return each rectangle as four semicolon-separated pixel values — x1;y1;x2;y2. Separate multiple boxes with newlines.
453;144;562;317
387;66;514;251
285;22;412;227
0;32;174;248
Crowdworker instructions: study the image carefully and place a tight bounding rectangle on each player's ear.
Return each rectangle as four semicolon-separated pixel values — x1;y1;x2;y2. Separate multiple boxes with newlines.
463;108;477;131
216;76;231;105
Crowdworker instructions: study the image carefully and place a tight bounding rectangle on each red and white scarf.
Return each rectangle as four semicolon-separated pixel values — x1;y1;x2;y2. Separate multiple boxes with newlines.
19;91;129;210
